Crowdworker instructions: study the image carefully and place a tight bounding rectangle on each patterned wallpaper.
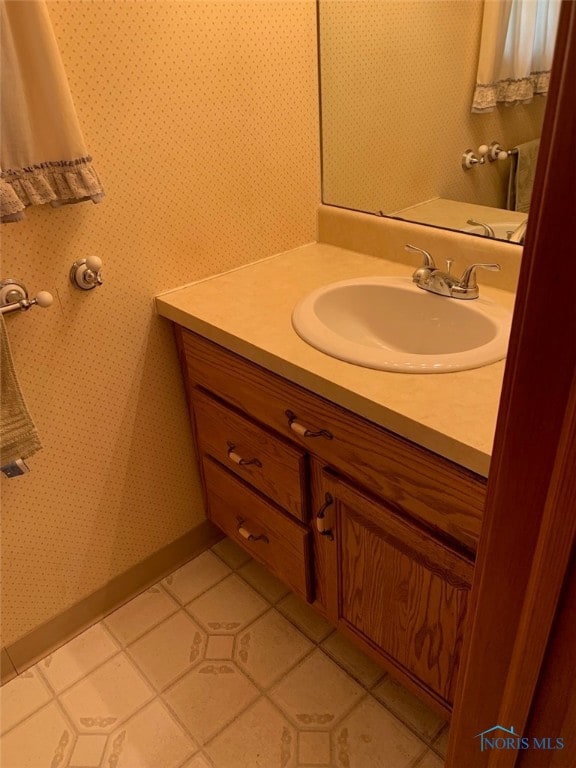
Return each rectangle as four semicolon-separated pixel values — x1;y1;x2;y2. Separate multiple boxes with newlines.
320;0;547;214
0;0;319;646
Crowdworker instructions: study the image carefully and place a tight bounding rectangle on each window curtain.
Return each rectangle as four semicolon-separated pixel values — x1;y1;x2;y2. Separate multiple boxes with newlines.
472;0;561;113
0;0;104;222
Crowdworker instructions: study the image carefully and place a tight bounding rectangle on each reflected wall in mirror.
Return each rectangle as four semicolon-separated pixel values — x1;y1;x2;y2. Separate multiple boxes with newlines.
319;0;556;242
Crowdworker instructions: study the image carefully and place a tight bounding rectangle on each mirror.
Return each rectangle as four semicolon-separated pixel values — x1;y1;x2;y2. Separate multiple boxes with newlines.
318;0;557;242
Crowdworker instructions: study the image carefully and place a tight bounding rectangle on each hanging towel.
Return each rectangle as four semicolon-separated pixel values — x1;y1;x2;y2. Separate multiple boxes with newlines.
0;0;104;223
0;316;42;466
507;139;540;213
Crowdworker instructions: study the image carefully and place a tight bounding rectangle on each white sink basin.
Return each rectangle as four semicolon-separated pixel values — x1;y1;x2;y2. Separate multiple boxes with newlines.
292;277;512;373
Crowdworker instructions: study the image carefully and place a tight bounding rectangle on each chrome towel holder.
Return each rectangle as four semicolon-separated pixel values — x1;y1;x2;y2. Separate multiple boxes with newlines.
0;279;53;316
462;140;518;170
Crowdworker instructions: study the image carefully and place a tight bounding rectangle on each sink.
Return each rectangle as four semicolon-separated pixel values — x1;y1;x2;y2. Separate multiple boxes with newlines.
292;276;512;373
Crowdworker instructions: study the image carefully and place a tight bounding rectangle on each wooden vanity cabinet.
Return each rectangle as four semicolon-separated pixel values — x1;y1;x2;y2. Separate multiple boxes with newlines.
176;327;485;716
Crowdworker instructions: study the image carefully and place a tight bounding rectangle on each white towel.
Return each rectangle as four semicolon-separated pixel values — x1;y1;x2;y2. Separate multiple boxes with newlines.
0;316;42;466
0;0;104;222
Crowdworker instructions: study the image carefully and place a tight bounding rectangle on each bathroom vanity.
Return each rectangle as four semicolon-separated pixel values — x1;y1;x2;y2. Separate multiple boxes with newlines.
157;236;517;719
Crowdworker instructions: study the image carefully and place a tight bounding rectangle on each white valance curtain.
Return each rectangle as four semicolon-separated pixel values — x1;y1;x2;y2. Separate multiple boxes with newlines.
472;0;561;113
0;0;104;222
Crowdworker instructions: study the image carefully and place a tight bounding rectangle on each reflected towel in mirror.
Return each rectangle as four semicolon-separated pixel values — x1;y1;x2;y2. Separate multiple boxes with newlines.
507;139;540;213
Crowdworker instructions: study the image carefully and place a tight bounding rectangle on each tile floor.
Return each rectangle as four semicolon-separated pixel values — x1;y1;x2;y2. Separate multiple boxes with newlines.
0;538;449;767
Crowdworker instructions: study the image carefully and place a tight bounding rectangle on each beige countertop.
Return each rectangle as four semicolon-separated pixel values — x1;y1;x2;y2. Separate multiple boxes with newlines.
156;242;517;478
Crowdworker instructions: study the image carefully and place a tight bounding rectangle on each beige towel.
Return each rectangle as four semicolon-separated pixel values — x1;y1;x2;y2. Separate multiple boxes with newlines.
507;139;540;213
1;316;42;466
0;0;104;222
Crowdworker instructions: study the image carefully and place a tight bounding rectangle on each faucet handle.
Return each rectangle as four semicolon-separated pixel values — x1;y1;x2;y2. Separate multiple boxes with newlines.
405;244;436;269
453;263;501;298
458;263;501;287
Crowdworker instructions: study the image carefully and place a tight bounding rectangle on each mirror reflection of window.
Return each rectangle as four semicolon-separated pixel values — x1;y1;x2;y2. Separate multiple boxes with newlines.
472;0;561;113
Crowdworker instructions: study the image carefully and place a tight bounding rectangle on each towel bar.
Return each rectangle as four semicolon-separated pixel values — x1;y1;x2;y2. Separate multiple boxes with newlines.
488;141;518;161
0;279;53;315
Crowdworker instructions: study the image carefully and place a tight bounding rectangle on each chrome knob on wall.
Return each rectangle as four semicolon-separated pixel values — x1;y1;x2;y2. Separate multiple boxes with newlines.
70;256;103;291
462;148;482;170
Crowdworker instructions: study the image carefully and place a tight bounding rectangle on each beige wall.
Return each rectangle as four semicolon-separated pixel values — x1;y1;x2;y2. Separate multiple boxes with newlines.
0;0;319;647
320;0;546;214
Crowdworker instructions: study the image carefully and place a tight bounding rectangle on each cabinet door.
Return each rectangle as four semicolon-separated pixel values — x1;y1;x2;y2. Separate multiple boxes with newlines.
315;472;473;710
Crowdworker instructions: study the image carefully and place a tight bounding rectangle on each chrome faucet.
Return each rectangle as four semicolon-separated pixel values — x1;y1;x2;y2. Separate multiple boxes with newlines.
405;244;501;300
467;219;496;238
508;219;528;244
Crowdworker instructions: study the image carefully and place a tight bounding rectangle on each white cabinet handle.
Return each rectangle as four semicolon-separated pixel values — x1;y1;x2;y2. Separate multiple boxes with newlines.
226;442;262;467
237;519;269;543
285;410;333;439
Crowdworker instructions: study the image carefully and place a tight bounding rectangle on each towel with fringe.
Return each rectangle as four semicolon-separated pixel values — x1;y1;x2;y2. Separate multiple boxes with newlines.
507;139;540;213
0;0;104;223
0;316;42;466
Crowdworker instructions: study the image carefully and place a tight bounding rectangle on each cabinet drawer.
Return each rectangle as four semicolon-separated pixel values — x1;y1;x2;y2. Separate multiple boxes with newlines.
178;329;485;552
202;456;313;601
192;388;307;521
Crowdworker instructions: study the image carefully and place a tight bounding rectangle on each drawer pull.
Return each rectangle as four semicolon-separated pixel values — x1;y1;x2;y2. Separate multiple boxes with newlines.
227;442;262;468
285;410;333;440
237;519;269;544
316;492;334;540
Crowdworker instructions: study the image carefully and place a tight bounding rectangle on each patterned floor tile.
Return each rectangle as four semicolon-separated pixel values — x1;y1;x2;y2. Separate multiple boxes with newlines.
127;611;206;690
38;622;119;694
235;609;313;688
269;649;364;731
68;733;107;767
186;574;268;635
101;699;197;768
0;701;73;768
332;697;428;768
0;665;52;735
162;550;231;605
205;635;235;659
298;729;331;765
104;585;179;646
0;546;435;768
163;661;259;744
206;697;297;768
59;653;154;734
